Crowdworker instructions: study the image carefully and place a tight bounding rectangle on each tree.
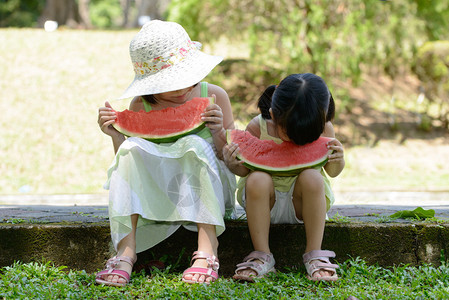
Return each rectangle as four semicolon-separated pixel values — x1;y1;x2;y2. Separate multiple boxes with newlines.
415;41;449;129
37;0;92;29
0;0;45;27
119;0;171;28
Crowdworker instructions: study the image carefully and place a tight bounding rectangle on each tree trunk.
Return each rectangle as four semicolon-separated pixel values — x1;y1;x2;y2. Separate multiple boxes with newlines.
132;0;171;27
121;0;132;28
38;0;91;29
78;0;92;29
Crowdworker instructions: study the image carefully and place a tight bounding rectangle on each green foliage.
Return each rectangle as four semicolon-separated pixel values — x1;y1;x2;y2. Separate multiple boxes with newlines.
328;212;353;223
416;0;449;41
1;259;449;299
167;0;441;83
389;207;435;220
0;0;123;29
0;0;45;27
89;0;122;29
167;0;449;125
168;0;203;40
414;41;449;128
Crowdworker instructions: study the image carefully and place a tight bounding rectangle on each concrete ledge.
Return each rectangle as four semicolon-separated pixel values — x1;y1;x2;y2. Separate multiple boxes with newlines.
1;221;448;277
0;223;112;273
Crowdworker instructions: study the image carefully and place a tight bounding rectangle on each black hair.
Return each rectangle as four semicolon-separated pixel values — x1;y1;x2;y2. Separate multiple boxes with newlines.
327;92;335;122
257;85;276;119
141;94;157;104
260;73;334;145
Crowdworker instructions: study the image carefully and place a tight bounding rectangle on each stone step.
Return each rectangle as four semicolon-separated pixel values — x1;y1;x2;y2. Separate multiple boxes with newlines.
1;204;448;277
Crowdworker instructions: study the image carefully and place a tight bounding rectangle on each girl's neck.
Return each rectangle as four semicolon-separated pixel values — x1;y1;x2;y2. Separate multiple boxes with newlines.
266;118;290;142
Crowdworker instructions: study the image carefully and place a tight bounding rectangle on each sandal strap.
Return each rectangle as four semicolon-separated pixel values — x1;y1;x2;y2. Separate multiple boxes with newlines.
306;260;339;271
191;251;218;262
303;250;336;263
183;251;220;283
183;266;219;279
190;251;220;272
235;261;264;276
234;251;275;277
242;251;274;264
303;249;339;278
106;256;136;270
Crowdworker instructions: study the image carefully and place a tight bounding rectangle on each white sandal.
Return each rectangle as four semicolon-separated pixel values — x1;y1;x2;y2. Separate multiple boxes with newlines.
233;251;276;282
303;250;339;282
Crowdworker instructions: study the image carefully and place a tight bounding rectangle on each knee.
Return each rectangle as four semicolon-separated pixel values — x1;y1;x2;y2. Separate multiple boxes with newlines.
297;169;324;193
246;171;273;195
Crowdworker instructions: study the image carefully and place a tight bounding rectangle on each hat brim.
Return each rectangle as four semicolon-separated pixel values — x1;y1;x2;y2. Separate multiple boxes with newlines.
117;51;223;100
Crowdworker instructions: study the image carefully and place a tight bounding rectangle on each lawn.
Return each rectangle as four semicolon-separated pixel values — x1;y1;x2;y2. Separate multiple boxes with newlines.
0;29;134;195
1;258;449;299
1;29;448;196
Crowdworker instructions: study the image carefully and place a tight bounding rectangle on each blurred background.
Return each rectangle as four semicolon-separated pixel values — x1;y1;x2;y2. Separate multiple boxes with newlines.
0;0;448;205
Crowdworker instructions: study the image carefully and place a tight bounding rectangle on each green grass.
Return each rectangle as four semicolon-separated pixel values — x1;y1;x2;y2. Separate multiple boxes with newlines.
1;258;449;299
0;29;135;195
334;139;449;192
1;28;448;195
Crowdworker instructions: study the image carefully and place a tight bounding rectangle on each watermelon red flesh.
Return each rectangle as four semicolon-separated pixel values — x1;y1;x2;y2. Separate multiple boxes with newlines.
113;97;213;143
227;129;333;176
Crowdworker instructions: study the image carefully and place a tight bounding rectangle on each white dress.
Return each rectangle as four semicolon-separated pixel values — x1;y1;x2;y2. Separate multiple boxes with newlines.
104;83;236;253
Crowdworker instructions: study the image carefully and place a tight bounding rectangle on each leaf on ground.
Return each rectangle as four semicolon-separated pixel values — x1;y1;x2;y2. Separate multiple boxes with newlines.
389;207;435;219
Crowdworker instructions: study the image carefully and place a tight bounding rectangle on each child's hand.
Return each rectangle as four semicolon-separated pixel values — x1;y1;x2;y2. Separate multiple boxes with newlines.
201;95;223;135
326;139;344;163
98;101;121;137
324;138;345;177
223;142;245;172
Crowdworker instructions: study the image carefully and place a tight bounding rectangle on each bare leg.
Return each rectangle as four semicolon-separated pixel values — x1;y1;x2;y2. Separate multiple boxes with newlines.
182;223;219;284
236;171;275;277
292;169;331;278
104;214;138;284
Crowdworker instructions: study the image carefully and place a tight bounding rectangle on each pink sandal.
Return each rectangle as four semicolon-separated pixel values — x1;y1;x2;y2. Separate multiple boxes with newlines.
233;251;276;282
182;251;219;284
95;256;136;287
303;250;339;282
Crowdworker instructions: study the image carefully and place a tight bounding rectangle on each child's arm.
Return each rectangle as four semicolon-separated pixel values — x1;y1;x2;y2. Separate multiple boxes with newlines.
222;117;260;177
98;101;126;154
322;121;345;177
201;84;235;160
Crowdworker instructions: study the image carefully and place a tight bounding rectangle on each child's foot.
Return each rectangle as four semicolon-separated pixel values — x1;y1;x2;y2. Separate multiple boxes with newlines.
95;254;137;287
303;250;339;282
233;251;276;282
308;260;336;278
182;251;219;284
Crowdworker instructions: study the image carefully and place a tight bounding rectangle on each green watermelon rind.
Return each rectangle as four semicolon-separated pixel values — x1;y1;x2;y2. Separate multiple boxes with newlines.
113;97;214;143
114;121;208;143
226;129;332;176
241;156;329;176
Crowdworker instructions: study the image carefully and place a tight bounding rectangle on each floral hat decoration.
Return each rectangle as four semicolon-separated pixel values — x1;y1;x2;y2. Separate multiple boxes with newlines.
117;20;223;99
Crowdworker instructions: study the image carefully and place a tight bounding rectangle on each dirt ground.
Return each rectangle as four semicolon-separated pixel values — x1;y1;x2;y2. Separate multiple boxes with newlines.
333;73;449;146
328;73;449;192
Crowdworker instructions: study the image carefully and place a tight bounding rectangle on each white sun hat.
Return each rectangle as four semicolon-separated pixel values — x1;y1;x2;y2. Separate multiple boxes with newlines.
117;20;223;99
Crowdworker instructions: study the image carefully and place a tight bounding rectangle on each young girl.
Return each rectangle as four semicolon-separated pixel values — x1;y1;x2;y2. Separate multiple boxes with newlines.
223;73;345;282
96;20;236;286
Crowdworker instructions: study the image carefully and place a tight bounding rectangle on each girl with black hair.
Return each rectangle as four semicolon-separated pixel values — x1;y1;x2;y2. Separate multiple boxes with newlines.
223;73;345;282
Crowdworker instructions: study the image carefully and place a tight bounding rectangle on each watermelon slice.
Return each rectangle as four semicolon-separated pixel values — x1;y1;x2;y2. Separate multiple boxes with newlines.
227;129;333;176
112;97;214;143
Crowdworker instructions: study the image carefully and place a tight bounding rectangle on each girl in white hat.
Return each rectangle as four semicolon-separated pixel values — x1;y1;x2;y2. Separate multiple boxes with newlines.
96;20;236;286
